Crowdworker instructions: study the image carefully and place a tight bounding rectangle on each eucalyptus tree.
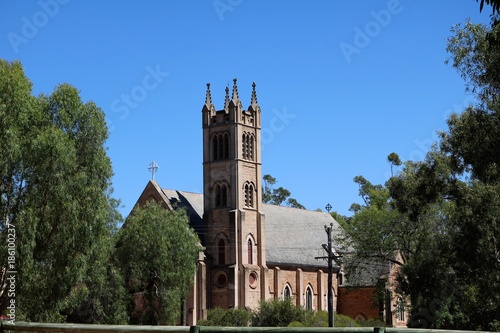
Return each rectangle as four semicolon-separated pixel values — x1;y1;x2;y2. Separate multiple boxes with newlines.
0;60;125;323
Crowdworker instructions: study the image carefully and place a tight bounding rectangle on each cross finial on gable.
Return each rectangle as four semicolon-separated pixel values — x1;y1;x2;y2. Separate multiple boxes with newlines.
148;161;159;180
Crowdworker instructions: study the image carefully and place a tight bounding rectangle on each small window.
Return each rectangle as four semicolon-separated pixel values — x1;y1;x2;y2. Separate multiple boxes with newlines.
249;135;254;160
242;133;254;161
245;135;250;159
223;132;229;159
215;184;221;207
306;286;313;310
214;183;228;208
244;183;254;208
212;135;218;160
248;238;253;264
284;284;292;300
242;133;247;159
397;297;405;321
218;238;225;265
218;133;224;159
221;184;227;206
212;132;230;161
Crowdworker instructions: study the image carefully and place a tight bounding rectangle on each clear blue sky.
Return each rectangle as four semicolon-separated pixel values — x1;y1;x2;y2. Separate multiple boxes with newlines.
0;1;493;218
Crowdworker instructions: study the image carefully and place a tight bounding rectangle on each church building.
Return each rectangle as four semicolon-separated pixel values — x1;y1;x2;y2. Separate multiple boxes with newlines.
132;79;408;326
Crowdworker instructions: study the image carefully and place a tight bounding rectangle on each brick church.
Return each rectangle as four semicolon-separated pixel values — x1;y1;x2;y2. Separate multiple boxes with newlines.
131;79;408;326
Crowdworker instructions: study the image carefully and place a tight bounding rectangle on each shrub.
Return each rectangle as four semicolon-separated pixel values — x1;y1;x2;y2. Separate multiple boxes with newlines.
197;307;250;326
251;298;306;327
302;311;358;327
288;321;305;327
334;313;359;327
356;318;386;327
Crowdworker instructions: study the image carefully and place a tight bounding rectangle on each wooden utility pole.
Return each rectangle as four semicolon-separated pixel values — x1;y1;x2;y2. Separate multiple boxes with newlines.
315;203;343;328
326;223;334;327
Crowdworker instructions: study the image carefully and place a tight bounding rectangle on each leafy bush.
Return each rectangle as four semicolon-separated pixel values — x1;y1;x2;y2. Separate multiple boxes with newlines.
302;311;358;327
251;298;306;327
288;321;305;327
335;313;359;327
197;307;250;326
356;318;386;327
196;301;362;328
302;311;328;327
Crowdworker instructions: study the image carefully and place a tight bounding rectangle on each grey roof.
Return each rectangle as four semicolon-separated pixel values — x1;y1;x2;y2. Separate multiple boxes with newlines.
262;204;346;269
161;189;204;234
341;256;391;286
160;189;349;270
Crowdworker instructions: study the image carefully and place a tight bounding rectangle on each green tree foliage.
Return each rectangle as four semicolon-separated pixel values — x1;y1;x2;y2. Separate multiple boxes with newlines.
115;201;201;325
339;173;415;283
387;152;402;176
0;60;125;323
343;21;500;330
476;0;500;15
262;174;305;209
329;210;349;227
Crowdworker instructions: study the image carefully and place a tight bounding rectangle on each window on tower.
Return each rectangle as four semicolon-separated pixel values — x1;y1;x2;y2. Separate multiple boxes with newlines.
247;238;253;264
242;132;255;161
212;132;230;161
214;183;228;208
218;134;224;159
244;182;254;208
221;184;227;206
215;184;221;207
249;135;254;160
212;135;218;161
223;132;229;159
218;238;225;265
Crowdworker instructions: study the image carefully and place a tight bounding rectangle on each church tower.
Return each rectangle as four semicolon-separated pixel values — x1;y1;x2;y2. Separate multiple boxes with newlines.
201;79;268;310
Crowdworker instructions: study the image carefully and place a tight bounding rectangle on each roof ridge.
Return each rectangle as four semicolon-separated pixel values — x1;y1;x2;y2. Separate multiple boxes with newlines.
162;188;203;196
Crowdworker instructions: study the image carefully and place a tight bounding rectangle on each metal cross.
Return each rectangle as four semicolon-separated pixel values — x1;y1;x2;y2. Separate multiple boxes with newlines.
148;161;159;180
325;203;332;213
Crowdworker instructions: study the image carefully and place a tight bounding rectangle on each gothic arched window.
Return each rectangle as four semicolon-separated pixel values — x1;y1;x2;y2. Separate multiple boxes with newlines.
244;183;254;208
249;134;254;160
221;184;227;206
214;183;228;208
242;132;255;161
283;284;292;300
215;184;221;207
397;297;406;321
212;135;218;161
218;238;225;265
218;133;224;159
247;238;253;265
223;132;229;159
212;132;230;161
305;285;313;310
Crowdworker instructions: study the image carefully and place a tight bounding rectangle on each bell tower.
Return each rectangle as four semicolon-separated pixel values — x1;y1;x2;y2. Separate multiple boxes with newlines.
202;79;268;310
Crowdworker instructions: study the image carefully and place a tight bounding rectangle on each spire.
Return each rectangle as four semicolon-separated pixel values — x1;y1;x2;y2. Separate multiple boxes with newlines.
232;78;239;102
205;83;212;108
224;85;230;112
250;81;258;106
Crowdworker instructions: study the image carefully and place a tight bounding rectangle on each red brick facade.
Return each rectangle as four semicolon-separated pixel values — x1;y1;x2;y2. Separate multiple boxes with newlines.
337;286;379;321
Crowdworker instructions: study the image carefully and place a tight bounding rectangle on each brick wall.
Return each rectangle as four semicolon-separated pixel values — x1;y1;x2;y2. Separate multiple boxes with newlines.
337;286;380;320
